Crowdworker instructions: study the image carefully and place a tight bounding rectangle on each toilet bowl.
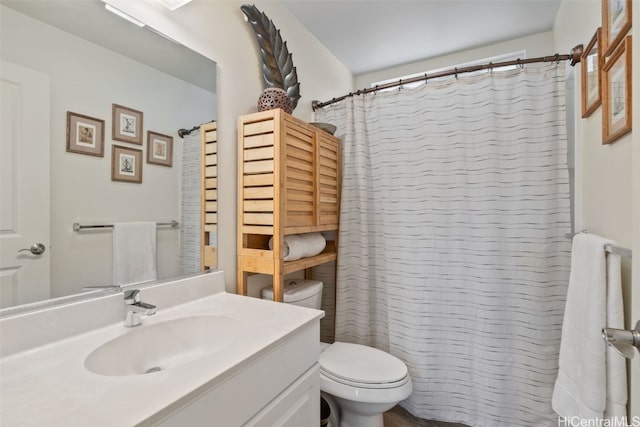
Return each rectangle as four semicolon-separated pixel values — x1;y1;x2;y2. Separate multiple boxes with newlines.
262;280;413;427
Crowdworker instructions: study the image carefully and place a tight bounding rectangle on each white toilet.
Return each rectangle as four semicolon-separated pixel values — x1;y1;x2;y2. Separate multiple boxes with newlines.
262;280;413;427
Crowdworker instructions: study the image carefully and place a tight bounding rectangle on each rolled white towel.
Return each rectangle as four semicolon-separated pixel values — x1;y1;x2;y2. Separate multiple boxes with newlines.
269;232;326;261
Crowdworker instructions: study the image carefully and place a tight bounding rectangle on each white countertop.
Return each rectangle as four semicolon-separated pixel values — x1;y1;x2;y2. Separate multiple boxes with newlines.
0;278;322;427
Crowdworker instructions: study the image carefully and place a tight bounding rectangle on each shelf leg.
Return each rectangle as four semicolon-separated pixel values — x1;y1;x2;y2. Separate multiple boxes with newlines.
273;264;284;302
238;269;248;296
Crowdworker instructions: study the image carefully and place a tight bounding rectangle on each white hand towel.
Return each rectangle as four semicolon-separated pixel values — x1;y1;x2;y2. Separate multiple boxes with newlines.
552;233;627;420
113;222;157;286
268;233;326;261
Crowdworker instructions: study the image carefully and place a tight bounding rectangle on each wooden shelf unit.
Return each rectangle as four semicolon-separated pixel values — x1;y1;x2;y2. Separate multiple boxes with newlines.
201;122;218;270
237;109;340;301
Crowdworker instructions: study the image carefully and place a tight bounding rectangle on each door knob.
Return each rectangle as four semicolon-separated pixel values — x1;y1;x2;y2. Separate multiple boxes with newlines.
18;243;46;255
602;320;640;359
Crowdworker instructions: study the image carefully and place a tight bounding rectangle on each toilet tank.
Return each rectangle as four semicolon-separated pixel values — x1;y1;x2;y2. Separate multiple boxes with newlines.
261;279;323;309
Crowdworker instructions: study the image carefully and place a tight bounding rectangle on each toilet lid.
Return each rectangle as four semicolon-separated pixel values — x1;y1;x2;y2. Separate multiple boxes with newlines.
319;342;408;385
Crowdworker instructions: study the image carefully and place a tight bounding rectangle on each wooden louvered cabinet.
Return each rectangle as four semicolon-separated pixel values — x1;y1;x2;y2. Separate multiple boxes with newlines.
237;109;340;301
201;122;218;270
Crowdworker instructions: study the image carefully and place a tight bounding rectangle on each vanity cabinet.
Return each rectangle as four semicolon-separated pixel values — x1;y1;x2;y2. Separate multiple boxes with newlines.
236;109;341;301
151;321;320;427
201;122;218;270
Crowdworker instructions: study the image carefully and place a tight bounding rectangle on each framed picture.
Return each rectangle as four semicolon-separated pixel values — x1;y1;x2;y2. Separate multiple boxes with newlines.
146;131;173;167
581;28;601;118
602;0;632;56
602;35;632;144
111;145;142;183
112;104;143;145
66;111;105;157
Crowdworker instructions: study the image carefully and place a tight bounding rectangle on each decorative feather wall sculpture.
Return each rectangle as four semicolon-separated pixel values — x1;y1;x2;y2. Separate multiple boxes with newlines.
241;4;301;111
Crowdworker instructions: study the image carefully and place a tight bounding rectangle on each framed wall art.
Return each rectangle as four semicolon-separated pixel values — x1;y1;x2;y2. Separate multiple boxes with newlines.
147;131;173;167
581;28;601;118
112;104;143;145
602;0;632;56
602;35;632;144
66;111;105;157
111;145;143;183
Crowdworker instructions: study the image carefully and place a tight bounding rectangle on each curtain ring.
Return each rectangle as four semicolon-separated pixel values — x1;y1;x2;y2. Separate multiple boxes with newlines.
454;67;459;79
489;62;493;76
398;79;403;91
374;85;379;95
555;53;560;64
424;73;428;84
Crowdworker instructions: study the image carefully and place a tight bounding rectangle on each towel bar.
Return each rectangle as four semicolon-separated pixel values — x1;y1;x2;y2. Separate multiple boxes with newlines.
565;230;632;258
604;243;632;259
73;221;179;231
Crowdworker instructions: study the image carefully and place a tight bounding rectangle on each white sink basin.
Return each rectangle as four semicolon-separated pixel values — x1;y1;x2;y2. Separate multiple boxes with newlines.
84;315;241;376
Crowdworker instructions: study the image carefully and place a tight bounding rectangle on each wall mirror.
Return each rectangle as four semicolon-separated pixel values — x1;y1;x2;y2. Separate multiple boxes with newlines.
0;0;217;312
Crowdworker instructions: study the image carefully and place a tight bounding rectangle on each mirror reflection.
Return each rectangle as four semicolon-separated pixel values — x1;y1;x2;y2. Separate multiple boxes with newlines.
0;0;217;310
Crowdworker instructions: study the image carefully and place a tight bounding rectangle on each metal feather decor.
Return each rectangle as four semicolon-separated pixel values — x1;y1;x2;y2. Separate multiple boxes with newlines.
241;4;301;111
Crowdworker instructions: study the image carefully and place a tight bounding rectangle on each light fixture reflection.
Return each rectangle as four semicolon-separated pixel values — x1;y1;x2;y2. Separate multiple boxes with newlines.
104;4;145;27
154;0;193;11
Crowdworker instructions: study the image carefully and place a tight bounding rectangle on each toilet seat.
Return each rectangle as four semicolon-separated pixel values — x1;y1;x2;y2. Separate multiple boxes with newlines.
321;367;410;389
319;342;409;389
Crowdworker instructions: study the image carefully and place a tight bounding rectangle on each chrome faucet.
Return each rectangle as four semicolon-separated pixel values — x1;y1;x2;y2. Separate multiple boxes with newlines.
123;289;156;327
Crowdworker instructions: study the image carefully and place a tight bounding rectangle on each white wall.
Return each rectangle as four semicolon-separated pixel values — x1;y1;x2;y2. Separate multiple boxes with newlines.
354;31;554;89
1;6;216;296
553;0;636;417
554;1;633;249
104;0;354;291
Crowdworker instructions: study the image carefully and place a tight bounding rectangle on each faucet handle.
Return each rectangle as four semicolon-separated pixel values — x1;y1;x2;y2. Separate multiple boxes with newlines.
124;289;141;305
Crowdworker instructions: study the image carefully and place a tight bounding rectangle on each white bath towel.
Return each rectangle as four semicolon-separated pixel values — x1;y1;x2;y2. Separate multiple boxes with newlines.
113;222;158;286
268;233;326;261
552;233;627;420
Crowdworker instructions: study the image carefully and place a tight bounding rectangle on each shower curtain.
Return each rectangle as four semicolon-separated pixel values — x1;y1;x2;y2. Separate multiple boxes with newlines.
179;130;201;274
315;65;572;427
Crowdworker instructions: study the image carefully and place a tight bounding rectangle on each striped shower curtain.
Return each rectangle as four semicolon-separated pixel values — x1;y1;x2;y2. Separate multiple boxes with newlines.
315;65;572;427
179;130;201;274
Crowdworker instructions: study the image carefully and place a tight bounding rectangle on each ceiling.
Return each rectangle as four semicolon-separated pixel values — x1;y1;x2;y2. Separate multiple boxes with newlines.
281;0;562;75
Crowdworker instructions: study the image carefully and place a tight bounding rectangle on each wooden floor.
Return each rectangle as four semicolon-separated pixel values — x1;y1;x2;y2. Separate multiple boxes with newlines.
383;405;469;427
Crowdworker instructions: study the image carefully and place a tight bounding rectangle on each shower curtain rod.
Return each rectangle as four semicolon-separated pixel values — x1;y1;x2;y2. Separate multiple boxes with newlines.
177;119;216;138
311;44;584;111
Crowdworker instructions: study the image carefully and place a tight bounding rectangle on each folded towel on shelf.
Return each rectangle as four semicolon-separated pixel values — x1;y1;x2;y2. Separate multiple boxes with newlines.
268;232;326;261
552;233;627;420
113;222;158;286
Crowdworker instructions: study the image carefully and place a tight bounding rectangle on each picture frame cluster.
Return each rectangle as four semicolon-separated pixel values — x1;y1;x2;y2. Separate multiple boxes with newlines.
65;103;174;183
581;0;632;145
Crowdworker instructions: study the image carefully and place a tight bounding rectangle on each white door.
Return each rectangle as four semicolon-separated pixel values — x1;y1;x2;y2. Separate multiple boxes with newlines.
0;61;50;308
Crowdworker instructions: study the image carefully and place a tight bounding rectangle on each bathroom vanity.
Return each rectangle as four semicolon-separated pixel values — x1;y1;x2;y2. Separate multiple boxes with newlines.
0;271;323;426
